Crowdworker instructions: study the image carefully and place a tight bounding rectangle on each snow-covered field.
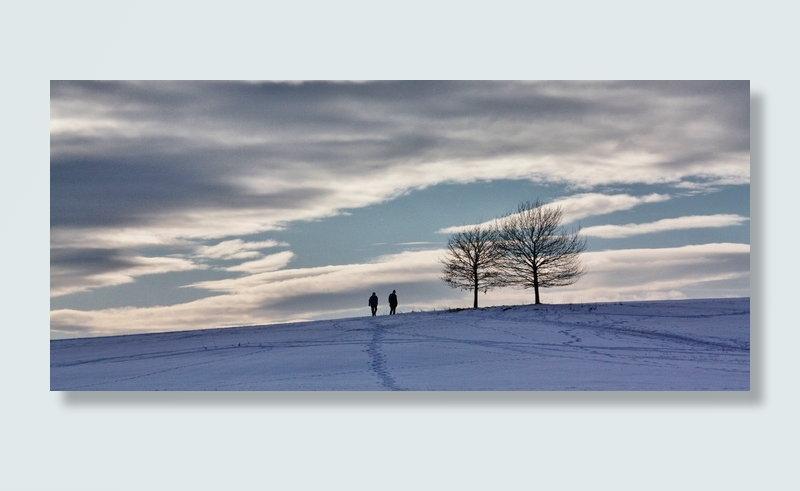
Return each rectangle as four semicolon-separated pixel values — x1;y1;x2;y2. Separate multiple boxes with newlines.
50;297;749;391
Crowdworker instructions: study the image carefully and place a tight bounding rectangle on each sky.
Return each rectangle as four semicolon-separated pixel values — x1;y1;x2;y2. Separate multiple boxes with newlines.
50;80;750;339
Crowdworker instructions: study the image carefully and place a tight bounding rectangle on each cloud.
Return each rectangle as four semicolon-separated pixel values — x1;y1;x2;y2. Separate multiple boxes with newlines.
52;81;750;251
556;193;671;222
556;242;751;301
438;192;671;233
50;249;451;337
466;242;750;306
395;241;437;246
582;214;750;238
225;251;296;274
195;239;289;260
50;243;749;338
50;248;202;297
190;249;444;296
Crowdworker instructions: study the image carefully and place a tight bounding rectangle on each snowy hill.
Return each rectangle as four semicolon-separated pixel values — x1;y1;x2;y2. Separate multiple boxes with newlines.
50;297;750;391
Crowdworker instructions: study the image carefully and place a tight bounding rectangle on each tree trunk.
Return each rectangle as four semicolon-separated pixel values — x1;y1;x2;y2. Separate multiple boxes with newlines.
473;266;479;308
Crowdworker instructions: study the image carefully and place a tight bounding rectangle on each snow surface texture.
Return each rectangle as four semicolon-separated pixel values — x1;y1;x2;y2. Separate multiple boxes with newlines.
50;298;750;391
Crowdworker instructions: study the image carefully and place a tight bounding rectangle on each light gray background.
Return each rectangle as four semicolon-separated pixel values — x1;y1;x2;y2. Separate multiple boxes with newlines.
11;0;795;489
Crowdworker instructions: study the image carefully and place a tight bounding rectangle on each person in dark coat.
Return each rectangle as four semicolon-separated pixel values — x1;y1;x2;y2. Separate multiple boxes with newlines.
368;292;379;316
388;290;398;315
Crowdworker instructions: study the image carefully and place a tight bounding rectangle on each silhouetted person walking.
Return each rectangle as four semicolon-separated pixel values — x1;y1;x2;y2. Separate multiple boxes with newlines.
388;290;398;315
368;292;378;316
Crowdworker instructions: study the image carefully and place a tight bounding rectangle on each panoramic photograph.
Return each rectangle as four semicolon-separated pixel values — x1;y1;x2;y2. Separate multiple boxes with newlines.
50;80;750;390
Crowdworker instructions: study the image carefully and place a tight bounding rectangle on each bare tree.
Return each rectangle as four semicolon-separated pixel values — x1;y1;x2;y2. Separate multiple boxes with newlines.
497;199;587;304
440;225;505;308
